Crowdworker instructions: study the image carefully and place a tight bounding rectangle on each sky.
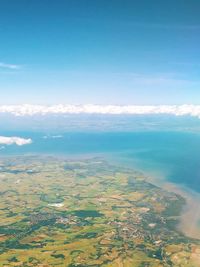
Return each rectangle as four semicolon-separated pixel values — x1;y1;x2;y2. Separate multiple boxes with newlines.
0;0;200;105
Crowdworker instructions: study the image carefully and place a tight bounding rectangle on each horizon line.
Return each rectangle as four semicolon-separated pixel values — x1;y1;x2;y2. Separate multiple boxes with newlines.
0;104;200;118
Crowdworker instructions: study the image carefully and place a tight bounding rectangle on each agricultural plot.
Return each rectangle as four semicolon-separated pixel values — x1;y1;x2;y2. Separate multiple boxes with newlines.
0;157;200;266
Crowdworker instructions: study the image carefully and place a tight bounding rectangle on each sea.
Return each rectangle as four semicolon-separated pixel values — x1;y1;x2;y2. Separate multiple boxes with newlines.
2;129;200;237
1;130;200;193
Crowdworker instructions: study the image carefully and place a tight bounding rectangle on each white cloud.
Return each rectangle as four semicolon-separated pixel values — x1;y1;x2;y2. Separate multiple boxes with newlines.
43;135;63;139
0;136;32;146
1;104;200;118
0;62;21;70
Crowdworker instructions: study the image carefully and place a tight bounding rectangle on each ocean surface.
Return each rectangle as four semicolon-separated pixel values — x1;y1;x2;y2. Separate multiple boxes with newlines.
1;131;200;194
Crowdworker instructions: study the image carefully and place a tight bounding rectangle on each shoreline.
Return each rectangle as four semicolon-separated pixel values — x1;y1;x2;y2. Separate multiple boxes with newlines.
163;182;200;239
101;155;200;240
1;153;200;240
143;170;200;239
110;157;200;240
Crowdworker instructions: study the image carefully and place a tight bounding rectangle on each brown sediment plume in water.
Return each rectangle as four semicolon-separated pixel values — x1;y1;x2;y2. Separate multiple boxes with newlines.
163;182;200;239
141;169;200;239
111;159;200;240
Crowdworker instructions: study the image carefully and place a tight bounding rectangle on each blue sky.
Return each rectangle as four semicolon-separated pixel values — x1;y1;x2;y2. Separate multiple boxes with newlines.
0;0;200;105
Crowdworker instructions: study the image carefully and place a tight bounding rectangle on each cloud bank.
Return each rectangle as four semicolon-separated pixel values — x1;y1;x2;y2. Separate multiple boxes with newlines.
0;136;32;146
1;104;200;118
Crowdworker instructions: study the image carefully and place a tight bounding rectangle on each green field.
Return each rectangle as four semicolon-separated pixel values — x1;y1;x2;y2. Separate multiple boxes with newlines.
0;156;200;266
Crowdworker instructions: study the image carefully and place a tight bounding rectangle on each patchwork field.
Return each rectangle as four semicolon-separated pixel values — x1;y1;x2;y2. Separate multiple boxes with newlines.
0;156;200;266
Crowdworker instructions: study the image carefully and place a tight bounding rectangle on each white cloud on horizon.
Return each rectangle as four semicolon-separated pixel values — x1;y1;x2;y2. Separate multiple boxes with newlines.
0;62;21;70
1;104;200;118
43;135;63;139
0;136;32;146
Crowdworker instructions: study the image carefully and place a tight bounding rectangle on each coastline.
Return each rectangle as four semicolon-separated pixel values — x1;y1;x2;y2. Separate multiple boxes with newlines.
1;152;200;240
107;155;200;239
143;170;200;239
163;182;200;239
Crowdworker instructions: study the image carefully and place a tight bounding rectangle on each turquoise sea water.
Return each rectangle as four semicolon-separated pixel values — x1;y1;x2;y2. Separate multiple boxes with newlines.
1;131;200;193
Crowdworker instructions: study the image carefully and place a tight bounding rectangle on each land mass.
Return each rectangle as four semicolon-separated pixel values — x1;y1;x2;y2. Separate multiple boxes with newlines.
0;156;200;266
